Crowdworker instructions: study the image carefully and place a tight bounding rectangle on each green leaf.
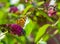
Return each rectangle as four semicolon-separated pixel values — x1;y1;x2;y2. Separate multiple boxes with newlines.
36;11;40;16
22;5;33;15
0;0;8;3
18;36;27;44
43;34;50;41
57;12;60;16
57;19;60;33
25;19;36;36
6;33;16;44
37;1;44;6
5;2;10;8
0;11;8;24
13;35;23;44
39;10;53;22
57;3;60;10
0;41;3;44
35;24;50;43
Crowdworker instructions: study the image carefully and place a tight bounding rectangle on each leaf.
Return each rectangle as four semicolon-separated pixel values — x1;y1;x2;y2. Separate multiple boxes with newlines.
36;11;40;16
5;2;10;8
43;34;50;41
35;24;50;43
24;19;36;36
37;41;47;44
12;35;23;44
22;1;44;15
0;41;3;44
57;19;60;33
22;5;33;15
37;1;44;6
0;11;8;24
0;0;9;3
6;33;16;44
57;12;60;16
18;36;28;44
39;10;53;22
57;3;60;10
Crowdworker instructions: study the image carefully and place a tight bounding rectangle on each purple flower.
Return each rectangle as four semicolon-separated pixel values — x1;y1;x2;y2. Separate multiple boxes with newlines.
48;6;56;16
9;6;18;13
8;24;25;36
0;24;25;36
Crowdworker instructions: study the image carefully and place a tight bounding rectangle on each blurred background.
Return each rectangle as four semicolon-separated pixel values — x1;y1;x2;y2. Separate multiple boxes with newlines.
0;0;60;44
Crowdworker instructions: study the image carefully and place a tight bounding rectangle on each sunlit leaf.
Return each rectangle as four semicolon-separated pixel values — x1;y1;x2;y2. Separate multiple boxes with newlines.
0;41;3;44
0;11;8;24
24;19;36;36
37;41;47;44
43;34;50;41
22;5;33;15
37;1;44;6
36;11;40;16
6;33;16;44
0;0;8;2
13;35;23;44
39;10;53;22
35;24;50;43
18;36;27;44
57;3;60;10
57;12;60;16
57;19;60;33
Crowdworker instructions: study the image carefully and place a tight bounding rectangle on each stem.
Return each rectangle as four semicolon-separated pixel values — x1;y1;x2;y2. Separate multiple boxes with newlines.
24;35;30;44
50;34;60;44
51;18;60;27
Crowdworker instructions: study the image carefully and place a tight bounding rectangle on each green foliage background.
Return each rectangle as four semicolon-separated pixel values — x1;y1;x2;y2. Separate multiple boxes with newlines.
0;0;60;44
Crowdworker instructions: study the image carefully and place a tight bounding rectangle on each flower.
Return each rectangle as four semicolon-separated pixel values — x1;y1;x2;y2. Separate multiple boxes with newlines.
9;5;18;13
47;6;56;16
0;24;25;36
9;24;25;36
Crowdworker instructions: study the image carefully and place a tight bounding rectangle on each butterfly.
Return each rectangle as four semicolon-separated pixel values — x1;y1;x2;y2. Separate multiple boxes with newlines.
16;16;26;27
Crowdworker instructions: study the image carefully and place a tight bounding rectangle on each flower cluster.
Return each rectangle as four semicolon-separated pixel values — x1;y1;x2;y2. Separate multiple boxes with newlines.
9;24;25;36
0;24;25;36
47;6;56;16
9;5;18;13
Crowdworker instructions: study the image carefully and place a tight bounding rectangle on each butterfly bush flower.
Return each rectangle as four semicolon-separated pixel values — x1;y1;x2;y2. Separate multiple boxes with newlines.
1;24;25;36
47;6;56;16
44;0;57;16
47;0;56;16
9;5;18;13
9;24;25;36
